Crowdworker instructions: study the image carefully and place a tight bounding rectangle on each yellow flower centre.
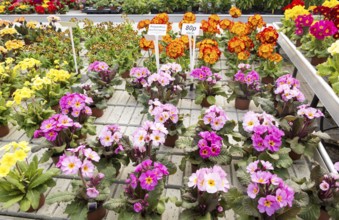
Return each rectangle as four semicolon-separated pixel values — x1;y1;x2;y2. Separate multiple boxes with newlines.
207;179;215;187
145;177;153;185
68;163;75;169
264;200;271;207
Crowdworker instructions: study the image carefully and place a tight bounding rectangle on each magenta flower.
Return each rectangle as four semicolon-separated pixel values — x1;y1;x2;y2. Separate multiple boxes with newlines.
310;20;338;40
86;187;99;198
129;173;138;189
247;183;259;199
319;181;330;191
263;134;281;152
139;170;158;191
199;146;212;159
257;195;280;216
133;202;143;213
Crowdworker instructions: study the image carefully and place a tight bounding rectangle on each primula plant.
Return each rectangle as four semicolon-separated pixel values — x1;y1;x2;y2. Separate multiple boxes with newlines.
190;66;226;107
104;159;170;219
227;63;261;101
90;124;131;182
292;14;314;46
226;160;298;220
33;113;82;162
0;141;59;212
176;166;230;219
47;145;110;220
126;67;151;100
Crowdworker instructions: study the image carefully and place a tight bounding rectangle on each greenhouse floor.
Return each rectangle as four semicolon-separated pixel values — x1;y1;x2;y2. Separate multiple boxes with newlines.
0;56;332;219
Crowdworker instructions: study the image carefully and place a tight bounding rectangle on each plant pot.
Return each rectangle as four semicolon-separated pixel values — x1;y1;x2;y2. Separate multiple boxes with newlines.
91;107;104;118
27;194;45;212
0;124;10;137
87;206;107;220
235;97;250;110
289;151;302;161
201;97;212;108
318;209;330;220
311;57;327;66
191;164;198;173
262;76;274;84
51;105;59;112
295;39;302;47
164;134;178;148
121;71;130;79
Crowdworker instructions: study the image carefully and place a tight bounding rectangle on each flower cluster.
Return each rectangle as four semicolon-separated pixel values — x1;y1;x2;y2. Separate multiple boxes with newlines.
148;99;179;125
317;173;339;201
57;145;103;199
197;39;221;64
328;39;339;55
294;14;313;36
139;37;154;51
190;66;221;85
313;5;339;38
283;0;304;11
230;22;250;37
203;105;229;131
0;141;30;177
124;159;169;213
310;20;338;40
248;14;266;30
59;93;93;118
33;113;81;144
147;68;175;87
243;111;284;152
234;67;260;91
201;14;221;34
165;38;186;59
132;120;168;152
284;5;310;20
198;131;223;159
229;6;242;18
179;12;196;29
256;26;279;45
246;160;295;216
220;18;234;30
88;61;109;72
129;67;151;87
297;105;324;120
274;74;305;102
98;124;123;152
188;165;230;193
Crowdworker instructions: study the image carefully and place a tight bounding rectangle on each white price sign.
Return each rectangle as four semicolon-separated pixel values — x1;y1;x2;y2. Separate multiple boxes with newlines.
148;24;167;36
182;23;200;35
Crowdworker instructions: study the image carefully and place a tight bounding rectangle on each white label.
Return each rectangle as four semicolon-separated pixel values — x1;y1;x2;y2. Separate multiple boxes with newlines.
182;23;201;36
148;24;167;36
59;21;77;28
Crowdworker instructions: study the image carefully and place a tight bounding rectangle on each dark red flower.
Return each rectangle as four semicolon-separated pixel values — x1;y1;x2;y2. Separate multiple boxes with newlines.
35;5;45;14
48;4;57;13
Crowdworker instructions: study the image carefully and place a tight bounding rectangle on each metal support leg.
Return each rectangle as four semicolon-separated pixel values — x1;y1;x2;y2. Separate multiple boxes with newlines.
292;67;298;78
310;95;319;108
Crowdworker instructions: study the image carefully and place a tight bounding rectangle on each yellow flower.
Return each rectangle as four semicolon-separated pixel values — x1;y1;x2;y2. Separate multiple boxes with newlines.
12;87;34;104
328;40;339;56
19;4;28;10
0;6;6;14
5;40;25;51
284;5;309;20
5;57;14;64
5;100;14;107
0;46;7;54
14;149;27;161
27;21;38;29
1;153;17;167
46;69;71;82
0;28;18;36
0;165;10;177
322;0;339;8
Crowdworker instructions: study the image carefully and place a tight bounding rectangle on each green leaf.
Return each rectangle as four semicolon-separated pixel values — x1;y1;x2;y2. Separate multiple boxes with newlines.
26;190;40;209
104;198;127;212
179;209;202;220
275;153;293;169
65;200;88;220
148;180;164;210
46;192;76;204
276;207;301;220
298;202;320;220
118;211;141;220
156;200;165;214
19;197;31;212
2;195;24;209
29;168;59;189
206;96;216;105
236;169;251;186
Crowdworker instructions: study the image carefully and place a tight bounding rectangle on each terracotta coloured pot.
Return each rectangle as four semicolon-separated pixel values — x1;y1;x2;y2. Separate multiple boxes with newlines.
164;134;178;148
289;151;302;161
235;97;250;110
91;107;104;118
318;209;330;220
27;194;45;212
311;57;327;66
0;124;10;138
121;71;130;79
191;164;198;173
295;39;302;47
51;105;59;112
87;206;107;220
201;97;212;108
261;76;274;84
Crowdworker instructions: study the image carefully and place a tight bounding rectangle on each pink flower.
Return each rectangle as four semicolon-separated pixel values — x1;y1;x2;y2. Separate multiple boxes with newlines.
128;173;138;189
199;146;211;159
139;170;158;191
251;171;272;184
81;159;95;178
257;195;280;216
86;187;99;198
246;161;259;174
133;202;143;213
84;148;100;162
319;181;330;191
60;155;82;175
263;134;281;152
261;161;274;171
334;162;339;172
99;131;114;147
150;130;165;146
247;183;259;198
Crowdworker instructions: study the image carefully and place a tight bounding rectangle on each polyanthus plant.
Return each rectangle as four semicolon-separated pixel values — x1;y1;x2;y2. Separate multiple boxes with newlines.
11;18;43;45
90;124;131;182
33;113;82;163
226;160;300;220
0;141;59;212
294;164;339;220
291;14;314;46
279;105;326;160
196;38;222;67
238;111;293;178
104;159;171;220
87;61;122;98
190;66;226;107
280;4;310;39
176;105;238;170
0;91;11;134
6;87;54;137
47;145;110;220
72;84;108;113
126;67;151;100
176;166;230;219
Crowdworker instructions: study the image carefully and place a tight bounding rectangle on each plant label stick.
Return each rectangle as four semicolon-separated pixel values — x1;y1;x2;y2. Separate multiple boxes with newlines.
147;24;167;72
60;21;78;75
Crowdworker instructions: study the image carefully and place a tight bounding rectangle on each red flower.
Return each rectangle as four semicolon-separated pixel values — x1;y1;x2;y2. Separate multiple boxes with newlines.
48;4;57;13
8;5;16;11
283;0;305;11
35;5;45;14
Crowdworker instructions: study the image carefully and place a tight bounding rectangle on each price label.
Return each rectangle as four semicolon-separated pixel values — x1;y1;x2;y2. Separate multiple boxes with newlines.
148;24;167;36
59;21;77;28
182;23;200;35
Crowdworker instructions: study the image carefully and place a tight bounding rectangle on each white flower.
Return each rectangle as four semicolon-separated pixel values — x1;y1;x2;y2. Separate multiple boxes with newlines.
204;173;222;193
188;173;198;188
328;40;339;56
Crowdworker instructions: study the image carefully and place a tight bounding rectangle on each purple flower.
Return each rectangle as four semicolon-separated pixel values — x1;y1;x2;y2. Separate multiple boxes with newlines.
257;195;280;216
139;170;158;191
86;187;99;198
252;134;266;152
129;173;138;189
247;183;259;198
133;202;143;213
234;71;245;82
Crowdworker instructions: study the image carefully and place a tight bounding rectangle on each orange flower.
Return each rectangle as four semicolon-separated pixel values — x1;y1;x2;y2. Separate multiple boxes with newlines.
230;21;250;36
229;6;242;18
199;44;221;64
151;13;169;24
162;34;173;44
166;38;185;59
228;37;246;53
209;14;221;24
258;43;274;59
14;17;26;23
183;12;196;22
220;19;234;30
248;14;266;29
240;36;254;50
137;19;150;30
237;51;251;60
256;26;279;44
201;20;220;34
268;53;283;62
197;39;219;49
139;37;154;51
179;35;190;48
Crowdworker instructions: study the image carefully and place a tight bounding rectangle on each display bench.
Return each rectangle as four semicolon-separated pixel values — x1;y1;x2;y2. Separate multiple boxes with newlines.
273;22;338;173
